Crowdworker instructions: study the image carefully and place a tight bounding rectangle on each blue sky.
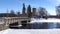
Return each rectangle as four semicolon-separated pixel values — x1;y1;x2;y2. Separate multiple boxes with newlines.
0;0;60;15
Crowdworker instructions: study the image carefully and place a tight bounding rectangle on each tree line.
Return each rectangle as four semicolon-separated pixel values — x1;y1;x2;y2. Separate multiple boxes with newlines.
8;3;60;18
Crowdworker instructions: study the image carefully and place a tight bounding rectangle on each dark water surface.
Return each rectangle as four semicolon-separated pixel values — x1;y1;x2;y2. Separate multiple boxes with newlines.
9;22;60;29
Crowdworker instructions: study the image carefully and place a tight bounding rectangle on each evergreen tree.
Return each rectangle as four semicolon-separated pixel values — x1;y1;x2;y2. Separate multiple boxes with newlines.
22;3;26;14
27;5;32;18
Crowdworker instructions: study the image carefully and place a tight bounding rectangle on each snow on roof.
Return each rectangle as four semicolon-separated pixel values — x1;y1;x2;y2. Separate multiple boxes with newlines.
30;18;60;23
0;29;60;34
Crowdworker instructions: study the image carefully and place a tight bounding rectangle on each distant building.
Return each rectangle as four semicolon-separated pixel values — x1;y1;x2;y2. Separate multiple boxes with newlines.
32;8;37;17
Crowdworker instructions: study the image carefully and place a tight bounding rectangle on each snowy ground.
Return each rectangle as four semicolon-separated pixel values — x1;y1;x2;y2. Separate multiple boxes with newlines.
0;29;60;34
0;18;60;34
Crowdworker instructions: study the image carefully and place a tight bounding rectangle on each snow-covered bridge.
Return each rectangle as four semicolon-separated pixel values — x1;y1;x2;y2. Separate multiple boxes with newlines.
0;17;30;30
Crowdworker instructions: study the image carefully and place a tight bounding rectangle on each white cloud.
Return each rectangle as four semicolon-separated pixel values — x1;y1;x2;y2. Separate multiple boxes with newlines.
54;0;60;5
47;0;60;6
55;0;60;2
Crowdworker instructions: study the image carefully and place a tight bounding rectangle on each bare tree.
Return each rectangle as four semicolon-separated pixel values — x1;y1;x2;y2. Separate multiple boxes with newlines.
10;10;15;14
38;7;48;18
56;5;60;16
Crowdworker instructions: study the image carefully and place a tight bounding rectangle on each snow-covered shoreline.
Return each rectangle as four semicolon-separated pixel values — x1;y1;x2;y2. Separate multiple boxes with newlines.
30;18;60;23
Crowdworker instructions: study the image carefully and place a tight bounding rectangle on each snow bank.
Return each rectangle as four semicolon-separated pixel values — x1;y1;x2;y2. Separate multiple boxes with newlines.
30;18;60;23
0;29;60;34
